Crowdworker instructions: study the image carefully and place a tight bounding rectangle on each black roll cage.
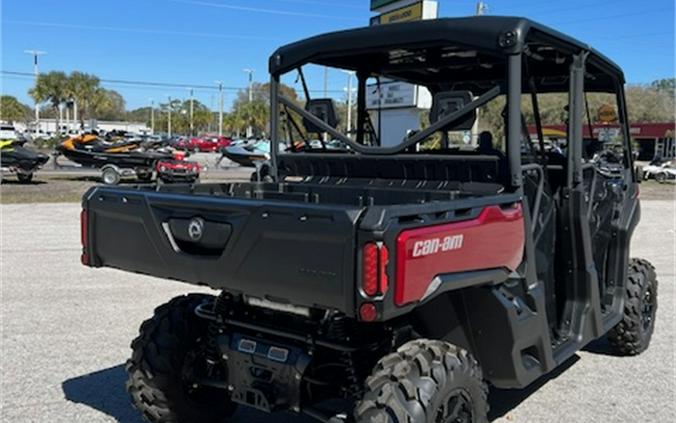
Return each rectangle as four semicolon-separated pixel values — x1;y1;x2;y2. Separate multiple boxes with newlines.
268;19;633;190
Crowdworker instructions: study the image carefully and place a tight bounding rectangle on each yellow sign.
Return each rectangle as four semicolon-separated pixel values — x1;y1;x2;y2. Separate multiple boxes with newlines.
373;2;423;25
597;104;618;123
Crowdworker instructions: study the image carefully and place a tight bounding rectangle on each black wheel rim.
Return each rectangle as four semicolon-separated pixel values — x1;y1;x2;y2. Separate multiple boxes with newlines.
435;389;474;423
641;282;655;332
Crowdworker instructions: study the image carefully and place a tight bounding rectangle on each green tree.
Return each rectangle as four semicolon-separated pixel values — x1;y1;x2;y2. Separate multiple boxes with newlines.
66;71;100;126
92;89;126;120
230;82;299;137
651;78;675;97
626;84;674;123
29;71;69;130
0;96;31;123
151;99;215;135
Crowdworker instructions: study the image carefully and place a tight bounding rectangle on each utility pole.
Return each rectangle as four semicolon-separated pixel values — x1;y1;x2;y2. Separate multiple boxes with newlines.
342;71;355;136
167;96;172;137
189;88;194;136
243;69;255;137
476;1;488;15
215;81;224;137
243;69;255;103
149;99;155;134
24;50;46;124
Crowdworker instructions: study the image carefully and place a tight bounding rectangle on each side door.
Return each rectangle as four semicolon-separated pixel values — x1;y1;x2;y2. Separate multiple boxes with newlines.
581;81;640;326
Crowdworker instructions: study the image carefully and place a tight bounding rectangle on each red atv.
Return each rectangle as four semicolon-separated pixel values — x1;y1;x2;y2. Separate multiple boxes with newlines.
156;158;200;183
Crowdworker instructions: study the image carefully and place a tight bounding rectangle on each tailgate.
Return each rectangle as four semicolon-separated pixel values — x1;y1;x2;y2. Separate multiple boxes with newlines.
83;187;363;313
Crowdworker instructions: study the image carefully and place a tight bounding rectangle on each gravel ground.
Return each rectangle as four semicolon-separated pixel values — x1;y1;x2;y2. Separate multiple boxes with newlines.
0;200;674;422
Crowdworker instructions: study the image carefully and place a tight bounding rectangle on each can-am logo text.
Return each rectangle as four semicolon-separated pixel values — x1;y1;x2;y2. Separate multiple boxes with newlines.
412;234;464;258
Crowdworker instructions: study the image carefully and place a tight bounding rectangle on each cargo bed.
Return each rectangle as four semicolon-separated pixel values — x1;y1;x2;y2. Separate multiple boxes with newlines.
82;180;518;316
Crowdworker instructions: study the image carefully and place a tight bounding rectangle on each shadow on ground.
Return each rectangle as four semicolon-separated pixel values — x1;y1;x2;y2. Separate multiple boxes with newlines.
582;336;623;357
64;356;583;423
62;365;142;423
0;179;47;185
62;365;313;423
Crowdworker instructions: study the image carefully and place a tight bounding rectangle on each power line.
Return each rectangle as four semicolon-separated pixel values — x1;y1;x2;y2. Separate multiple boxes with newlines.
0;70;347;94
2;20;280;41
168;0;362;21
267;0;363;9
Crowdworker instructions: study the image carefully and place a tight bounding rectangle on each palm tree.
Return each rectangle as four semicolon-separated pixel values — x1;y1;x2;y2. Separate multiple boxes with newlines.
66;71;100;127
29;71;68;134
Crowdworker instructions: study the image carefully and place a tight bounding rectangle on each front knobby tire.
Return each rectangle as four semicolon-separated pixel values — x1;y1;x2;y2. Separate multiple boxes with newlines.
355;340;488;423
608;259;658;356
126;294;237;423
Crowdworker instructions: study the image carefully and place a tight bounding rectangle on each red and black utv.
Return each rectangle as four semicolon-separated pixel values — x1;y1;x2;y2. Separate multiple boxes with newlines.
80;17;657;423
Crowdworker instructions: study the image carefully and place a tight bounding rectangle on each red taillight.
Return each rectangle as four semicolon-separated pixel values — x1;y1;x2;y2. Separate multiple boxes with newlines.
379;244;389;295
359;303;378;322
80;209;89;265
362;243;379;296
362;242;389;297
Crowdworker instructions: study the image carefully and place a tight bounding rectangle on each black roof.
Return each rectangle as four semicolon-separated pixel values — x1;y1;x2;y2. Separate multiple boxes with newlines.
269;16;624;92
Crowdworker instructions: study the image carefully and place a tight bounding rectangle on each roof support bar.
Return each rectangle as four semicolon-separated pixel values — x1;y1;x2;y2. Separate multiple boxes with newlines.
269;75;280;178
507;53;523;188
567;52;588;187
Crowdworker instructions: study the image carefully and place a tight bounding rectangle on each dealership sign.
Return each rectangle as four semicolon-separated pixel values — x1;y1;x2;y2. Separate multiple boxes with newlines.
366;81;432;110
371;1;423;25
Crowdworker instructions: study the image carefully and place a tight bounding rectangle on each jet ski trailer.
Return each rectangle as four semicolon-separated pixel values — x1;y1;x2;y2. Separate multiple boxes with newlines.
57;134;173;185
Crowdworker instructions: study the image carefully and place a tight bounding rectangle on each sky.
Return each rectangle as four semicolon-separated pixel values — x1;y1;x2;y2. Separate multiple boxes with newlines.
1;0;674;112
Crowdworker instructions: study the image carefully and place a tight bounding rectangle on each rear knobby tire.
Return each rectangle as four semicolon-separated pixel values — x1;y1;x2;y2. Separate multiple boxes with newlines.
355;340;488;423
608;258;658;356
126;294;237;423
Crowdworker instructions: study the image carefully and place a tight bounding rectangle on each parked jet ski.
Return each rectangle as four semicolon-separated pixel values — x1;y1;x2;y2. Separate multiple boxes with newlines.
57;134;173;166
0;138;49;183
56;133;172;185
643;158;676;183
219;139;286;167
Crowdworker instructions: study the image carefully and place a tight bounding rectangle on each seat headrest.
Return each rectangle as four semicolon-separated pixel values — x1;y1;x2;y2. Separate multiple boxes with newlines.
429;91;476;131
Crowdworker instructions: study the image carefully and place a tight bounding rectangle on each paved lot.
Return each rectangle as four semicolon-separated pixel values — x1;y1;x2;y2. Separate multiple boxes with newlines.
1;200;674;422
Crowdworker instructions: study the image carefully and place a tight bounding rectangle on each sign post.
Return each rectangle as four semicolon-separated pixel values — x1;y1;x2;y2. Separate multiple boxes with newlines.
367;0;438;147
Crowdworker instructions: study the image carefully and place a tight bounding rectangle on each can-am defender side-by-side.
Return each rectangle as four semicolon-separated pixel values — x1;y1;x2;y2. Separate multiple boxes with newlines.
80;17;657;423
